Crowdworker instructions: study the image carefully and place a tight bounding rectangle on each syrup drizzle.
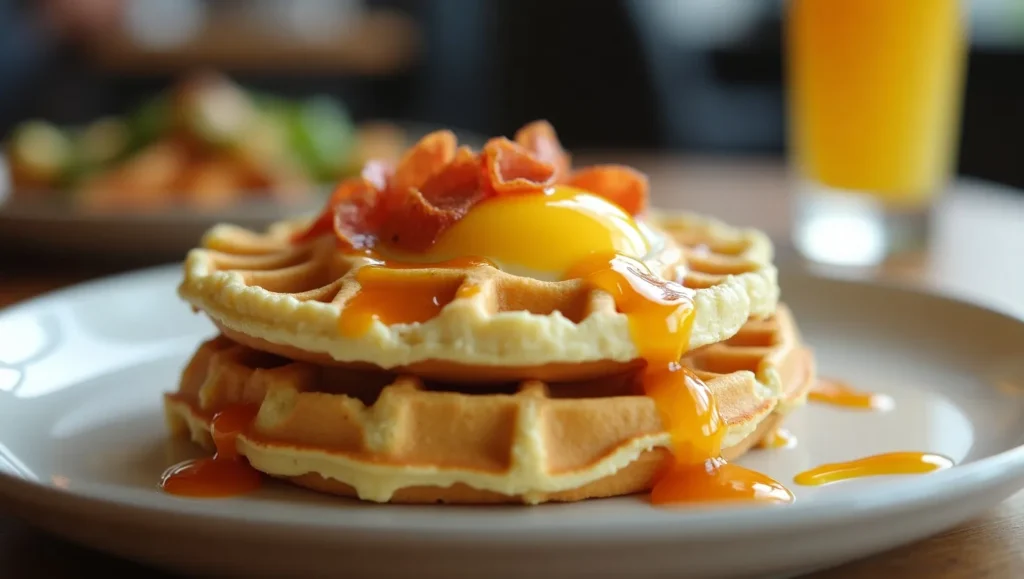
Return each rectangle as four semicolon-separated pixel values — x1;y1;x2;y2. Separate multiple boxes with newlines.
794;452;953;486
808;378;893;411
161;405;262;498
568;252;793;506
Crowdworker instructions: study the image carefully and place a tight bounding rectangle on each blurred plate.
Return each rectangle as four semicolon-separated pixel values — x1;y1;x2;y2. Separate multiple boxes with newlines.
0;121;486;262
0;188;322;262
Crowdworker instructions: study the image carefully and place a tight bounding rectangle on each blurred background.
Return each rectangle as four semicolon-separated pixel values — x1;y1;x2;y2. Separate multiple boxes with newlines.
4;0;1023;176
0;0;1022;263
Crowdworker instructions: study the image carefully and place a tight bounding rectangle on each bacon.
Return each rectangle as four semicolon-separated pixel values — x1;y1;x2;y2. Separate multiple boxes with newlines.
330;180;382;250
375;146;483;249
375;187;478;250
567;164;649;215
514;120;572;182
420;146;480;204
291;176;382;244
292;121;651;253
390;130;457;195
481;137;557;196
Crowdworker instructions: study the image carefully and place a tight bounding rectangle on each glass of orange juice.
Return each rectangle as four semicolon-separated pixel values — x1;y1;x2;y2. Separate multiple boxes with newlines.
785;0;968;266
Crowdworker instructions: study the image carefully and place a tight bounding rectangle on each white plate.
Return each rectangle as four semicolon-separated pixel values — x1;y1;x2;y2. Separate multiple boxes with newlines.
1;265;1023;579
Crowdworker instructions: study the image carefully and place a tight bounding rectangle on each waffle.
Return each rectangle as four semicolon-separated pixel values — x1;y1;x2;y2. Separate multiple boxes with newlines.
164;305;811;504
177;211;779;383
682;304;814;415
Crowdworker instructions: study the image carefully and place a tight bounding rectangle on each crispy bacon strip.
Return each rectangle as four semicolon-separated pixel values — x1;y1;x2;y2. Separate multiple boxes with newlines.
291;174;382;244
331;179;382;250
376;188;476;250
376;146;483;249
567;164;649;215
390;130;457;195
514;120;572;182
421;146;480;205
481;137;556;196
292;121;652;253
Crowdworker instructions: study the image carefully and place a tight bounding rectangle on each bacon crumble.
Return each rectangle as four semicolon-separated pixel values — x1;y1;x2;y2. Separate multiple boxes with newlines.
292;121;650;252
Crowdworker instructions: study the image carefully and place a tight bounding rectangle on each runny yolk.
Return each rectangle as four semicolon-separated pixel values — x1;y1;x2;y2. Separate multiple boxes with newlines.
383;186;651;278
809;378;894;411
652;458;795;504
793;452;953;486
567;252;793;506
339;265;466;337
160;405;262;498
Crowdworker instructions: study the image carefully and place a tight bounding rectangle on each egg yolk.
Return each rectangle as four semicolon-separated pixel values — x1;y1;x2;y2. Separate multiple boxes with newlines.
380;185;651;278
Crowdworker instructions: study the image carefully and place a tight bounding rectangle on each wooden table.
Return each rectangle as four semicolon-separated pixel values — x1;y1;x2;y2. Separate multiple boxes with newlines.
2;157;1024;577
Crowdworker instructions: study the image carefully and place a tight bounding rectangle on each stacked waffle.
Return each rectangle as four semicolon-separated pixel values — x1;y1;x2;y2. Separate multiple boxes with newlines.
166;123;815;505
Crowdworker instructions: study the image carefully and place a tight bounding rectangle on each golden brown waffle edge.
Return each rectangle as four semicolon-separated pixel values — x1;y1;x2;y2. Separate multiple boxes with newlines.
176;211;779;382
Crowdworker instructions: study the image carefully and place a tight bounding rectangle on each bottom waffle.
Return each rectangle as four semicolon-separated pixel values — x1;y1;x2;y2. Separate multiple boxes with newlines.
164;305;814;504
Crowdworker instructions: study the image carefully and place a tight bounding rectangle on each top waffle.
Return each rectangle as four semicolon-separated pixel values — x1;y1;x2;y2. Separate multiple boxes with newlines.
178;120;779;382
178;210;778;382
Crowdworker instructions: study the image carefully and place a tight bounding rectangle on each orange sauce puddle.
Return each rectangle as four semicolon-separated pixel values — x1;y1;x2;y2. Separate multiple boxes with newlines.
338;257;493;337
340;269;458;337
794;452;953;486
653;458;795;504
161;405;262;498
759;428;797;450
568;252;793;506
809;378;893;411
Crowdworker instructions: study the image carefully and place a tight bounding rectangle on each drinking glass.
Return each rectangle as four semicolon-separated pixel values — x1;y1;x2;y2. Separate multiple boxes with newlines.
785;0;968;266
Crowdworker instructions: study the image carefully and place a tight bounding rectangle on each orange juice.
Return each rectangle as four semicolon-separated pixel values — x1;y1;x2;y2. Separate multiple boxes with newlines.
787;0;966;207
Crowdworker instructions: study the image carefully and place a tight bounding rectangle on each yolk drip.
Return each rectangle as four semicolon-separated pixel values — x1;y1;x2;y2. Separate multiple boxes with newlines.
161;404;262;498
793;452;953;486
567;252;793;506
339;266;463;337
652;458;795;504
566;252;697;364
809;378;894;411
384;186;651;278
